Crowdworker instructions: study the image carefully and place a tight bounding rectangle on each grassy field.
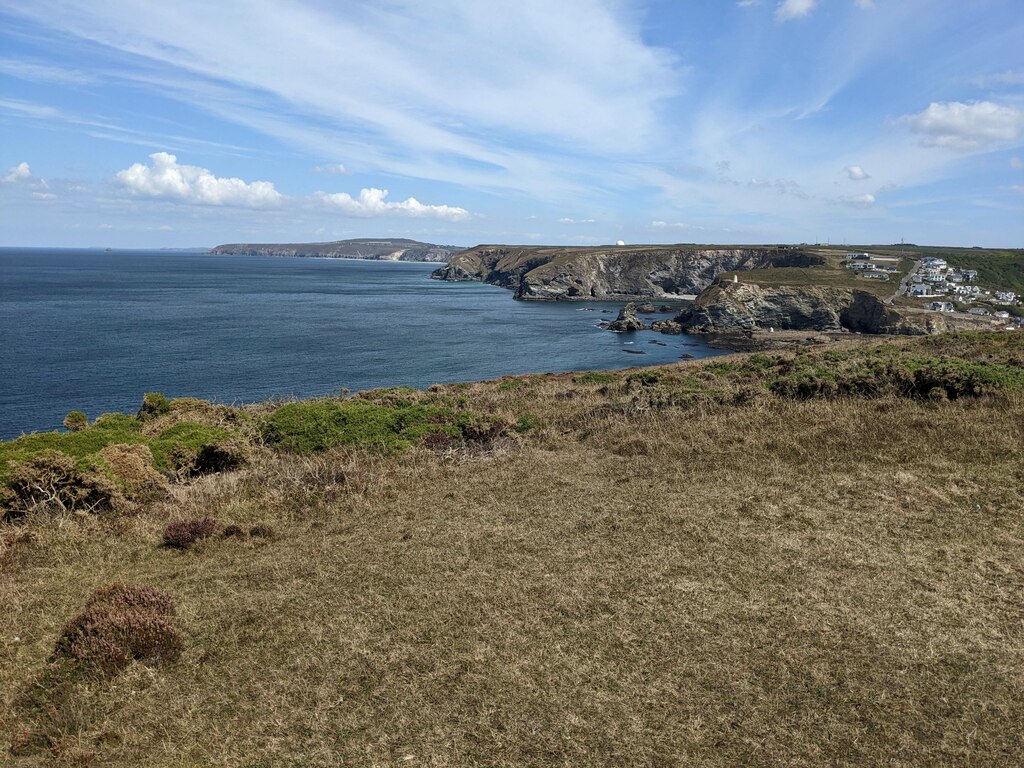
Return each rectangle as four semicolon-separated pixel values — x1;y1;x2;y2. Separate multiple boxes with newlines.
2;334;1023;766
721;250;914;299
819;245;1024;295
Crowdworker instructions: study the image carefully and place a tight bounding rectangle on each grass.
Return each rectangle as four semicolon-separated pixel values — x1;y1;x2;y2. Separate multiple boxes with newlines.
2;333;1023;765
720;251;915;299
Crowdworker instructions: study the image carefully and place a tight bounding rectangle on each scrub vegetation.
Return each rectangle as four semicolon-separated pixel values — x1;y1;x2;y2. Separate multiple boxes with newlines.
2;332;1022;765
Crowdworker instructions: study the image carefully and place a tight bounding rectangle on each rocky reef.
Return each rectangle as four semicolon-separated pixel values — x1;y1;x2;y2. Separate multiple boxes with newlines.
677;282;998;337
432;245;823;300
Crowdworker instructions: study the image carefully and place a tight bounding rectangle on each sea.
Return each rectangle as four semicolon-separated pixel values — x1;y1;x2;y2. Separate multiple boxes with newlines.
0;248;723;439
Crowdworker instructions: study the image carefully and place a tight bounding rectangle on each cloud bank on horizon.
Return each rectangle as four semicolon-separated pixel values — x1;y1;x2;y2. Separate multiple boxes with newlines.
0;0;1021;247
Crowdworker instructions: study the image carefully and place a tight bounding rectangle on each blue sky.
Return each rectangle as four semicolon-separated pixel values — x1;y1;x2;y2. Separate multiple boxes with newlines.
1;0;1022;248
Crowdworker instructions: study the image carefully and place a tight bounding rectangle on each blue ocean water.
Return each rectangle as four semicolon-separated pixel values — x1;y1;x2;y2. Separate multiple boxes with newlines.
0;248;722;439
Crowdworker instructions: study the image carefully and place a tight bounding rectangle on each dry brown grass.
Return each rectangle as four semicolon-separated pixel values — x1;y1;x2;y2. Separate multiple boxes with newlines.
2;339;1022;766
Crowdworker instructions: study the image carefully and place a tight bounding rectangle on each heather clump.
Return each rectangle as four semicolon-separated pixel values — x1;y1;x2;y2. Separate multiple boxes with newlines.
162;516;220;548
53;583;180;676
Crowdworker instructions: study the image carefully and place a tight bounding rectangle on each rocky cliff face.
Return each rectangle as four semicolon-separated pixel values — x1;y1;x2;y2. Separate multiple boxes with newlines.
432;245;822;300
678;282;997;336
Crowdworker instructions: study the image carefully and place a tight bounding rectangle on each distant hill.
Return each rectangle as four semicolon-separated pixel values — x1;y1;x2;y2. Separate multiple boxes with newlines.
210;238;462;262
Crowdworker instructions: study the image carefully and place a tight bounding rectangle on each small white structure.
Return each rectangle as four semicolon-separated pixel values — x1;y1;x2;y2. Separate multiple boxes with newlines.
995;291;1017;303
929;301;955;313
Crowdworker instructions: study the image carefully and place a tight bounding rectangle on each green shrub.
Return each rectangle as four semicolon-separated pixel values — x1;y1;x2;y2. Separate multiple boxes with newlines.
576;372;617;384
515;413;540;433
138;392;171;420
626;370;663;386
264;399;453;453
63;411;88;432
149;422;237;473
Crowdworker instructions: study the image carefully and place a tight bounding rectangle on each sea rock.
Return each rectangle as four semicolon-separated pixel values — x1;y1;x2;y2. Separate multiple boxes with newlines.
651;319;683;335
603;303;647;332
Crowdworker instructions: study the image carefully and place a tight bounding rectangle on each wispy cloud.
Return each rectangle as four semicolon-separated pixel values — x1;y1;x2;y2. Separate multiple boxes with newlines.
844;165;870;180
312;163;348;175
775;0;818;21
3;0;678;200
0;57;94;84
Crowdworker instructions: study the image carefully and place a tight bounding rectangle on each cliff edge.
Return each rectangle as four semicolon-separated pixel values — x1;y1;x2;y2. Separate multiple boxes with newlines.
432;245;823;300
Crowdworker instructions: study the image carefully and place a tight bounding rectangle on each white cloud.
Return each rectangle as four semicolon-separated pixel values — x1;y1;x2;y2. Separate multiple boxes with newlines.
844;165;870;180
737;1;760;7
2;161;32;183
1011;157;1023;170
775;0;818;21
557;217;596;224
317;188;471;221
115;152;283;206
903;101;1024;151
313;163;348;175
854;0;874;8
839;193;876;208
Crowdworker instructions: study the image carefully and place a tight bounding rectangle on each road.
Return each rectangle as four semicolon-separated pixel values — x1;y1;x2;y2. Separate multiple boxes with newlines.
886;259;921;305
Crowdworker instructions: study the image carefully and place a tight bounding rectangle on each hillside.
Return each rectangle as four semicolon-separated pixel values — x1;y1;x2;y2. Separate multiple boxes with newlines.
2;333;1023;765
211;238;460;262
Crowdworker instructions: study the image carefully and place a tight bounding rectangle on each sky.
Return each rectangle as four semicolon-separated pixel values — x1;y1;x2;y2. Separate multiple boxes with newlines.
1;0;1022;248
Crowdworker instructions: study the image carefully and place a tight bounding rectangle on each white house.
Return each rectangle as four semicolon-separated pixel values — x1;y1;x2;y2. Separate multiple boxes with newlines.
995;291;1017;303
929;301;955;312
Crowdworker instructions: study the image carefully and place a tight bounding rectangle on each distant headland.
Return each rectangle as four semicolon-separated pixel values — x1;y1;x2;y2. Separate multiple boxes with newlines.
210;237;461;262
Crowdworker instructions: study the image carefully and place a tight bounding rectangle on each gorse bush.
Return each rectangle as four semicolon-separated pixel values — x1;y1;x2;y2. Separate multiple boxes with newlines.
163;517;220;548
53;583;180;676
63;411;88;432
2;452;119;521
263;397;508;454
138;392;171;420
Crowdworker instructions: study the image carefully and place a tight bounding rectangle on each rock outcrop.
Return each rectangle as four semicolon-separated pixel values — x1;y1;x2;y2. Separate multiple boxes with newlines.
212;238;459;262
432;245;823;300
602;303;646;332
677;282;999;336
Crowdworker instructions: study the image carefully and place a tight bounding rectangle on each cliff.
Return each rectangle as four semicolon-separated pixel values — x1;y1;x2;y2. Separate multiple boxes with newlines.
211;238;460;262
678;281;999;336
432;245;823;300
